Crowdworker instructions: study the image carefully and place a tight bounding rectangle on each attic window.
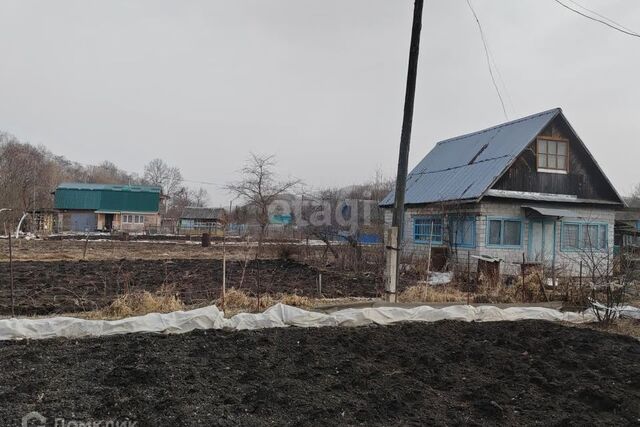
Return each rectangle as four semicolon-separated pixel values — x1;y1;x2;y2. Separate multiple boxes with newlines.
537;138;568;173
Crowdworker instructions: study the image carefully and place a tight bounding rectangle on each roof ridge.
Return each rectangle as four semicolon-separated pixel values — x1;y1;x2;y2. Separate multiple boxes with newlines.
436;108;561;146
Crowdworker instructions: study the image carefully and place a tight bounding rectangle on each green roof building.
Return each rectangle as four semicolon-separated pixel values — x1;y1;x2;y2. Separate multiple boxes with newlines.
53;183;164;232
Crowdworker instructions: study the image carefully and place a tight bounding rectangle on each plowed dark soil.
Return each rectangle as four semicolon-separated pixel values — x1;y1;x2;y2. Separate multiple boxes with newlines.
0;320;639;426
0;259;384;315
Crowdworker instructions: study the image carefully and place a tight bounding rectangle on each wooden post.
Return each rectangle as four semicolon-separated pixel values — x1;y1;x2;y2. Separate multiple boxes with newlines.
579;260;583;288
8;224;15;317
467;251;471;305
384;227;399;302
386;0;424;302
82;232;89;260
222;225;226;310
522;252;526;303
425;221;434;286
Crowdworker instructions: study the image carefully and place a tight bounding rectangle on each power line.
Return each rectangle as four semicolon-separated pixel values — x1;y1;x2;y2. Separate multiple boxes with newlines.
465;0;508;120
554;0;640;38
566;0;638;35
182;179;220;187
486;41;516;117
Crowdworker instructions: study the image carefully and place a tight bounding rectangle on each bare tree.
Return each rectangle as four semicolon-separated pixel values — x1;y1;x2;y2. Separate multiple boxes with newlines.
143;158;183;198
191;187;209;208
629;183;640;207
225;153;300;308
225;153;301;240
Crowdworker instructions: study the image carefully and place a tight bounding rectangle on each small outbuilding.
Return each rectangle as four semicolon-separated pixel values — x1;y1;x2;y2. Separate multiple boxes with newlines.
179;207;226;233
615;208;640;249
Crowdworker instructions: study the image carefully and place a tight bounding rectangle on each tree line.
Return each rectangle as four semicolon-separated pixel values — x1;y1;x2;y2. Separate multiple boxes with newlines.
0;131;209;221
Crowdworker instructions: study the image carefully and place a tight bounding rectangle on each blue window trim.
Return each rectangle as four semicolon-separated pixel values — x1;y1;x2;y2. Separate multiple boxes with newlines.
560;221;609;252
449;215;476;248
413;215;443;245
485;216;524;249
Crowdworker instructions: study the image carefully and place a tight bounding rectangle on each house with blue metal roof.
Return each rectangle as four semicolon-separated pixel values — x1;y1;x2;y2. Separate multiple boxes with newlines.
381;108;624;276
54;183;164;232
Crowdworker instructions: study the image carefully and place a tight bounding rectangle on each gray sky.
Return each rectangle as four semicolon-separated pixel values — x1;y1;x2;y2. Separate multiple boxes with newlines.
1;0;639;205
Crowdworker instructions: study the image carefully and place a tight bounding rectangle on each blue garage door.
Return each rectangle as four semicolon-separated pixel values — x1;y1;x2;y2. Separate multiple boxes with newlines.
70;212;97;232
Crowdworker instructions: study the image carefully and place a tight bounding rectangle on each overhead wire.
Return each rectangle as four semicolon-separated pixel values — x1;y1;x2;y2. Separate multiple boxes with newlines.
553;0;640;38
465;0;509;120
565;0;638;35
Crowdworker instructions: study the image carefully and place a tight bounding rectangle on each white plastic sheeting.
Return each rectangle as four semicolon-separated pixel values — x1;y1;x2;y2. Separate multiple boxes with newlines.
0;303;603;341
589;300;640;320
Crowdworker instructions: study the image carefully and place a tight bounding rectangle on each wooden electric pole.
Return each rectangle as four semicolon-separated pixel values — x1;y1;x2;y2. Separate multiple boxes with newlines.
385;0;424;302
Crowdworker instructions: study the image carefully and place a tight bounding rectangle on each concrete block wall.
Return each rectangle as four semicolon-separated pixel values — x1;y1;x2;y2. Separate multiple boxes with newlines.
384;201;616;277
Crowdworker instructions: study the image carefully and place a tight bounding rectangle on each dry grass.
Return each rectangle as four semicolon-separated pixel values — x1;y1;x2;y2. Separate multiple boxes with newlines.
398;285;467;303
87;286;184;319
279;293;312;308
573;318;640;339
221;288;250;309
217;288;312;316
607;319;640;339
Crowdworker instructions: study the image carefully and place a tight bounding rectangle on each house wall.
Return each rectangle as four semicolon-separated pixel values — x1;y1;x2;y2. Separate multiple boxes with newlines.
58;210;97;232
58;211;161;233
385;200;616;276
119;213;161;232
492;117;620;202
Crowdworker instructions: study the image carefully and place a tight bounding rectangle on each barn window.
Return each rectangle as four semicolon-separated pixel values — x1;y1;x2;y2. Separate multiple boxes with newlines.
487;218;522;247
414;216;443;244
537;138;568;172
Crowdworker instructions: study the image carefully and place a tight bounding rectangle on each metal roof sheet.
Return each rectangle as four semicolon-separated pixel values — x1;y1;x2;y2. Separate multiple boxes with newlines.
381;108;561;206
522;205;578;218
54;183;161;212
180;207;225;220
56;183;162;193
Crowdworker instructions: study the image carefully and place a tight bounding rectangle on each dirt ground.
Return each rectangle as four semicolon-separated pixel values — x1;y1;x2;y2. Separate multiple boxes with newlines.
0;238;266;262
0;258;386;315
0;320;638;426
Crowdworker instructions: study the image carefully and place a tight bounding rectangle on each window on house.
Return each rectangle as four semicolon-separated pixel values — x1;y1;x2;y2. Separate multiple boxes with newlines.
449;216;475;247
487;218;522;247
537;138;568;172
123;215;131;223
414;217;443;244
562;223;579;249
562;222;608;250
134;215;144;224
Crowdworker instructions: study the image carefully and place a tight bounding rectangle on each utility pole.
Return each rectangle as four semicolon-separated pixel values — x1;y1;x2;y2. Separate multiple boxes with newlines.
385;0;424;302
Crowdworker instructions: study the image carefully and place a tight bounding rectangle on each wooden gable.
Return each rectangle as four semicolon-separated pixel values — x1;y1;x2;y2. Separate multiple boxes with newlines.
491;115;621;203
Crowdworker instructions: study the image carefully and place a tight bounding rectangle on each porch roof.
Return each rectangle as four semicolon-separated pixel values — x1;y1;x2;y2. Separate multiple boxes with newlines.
522;205;578;218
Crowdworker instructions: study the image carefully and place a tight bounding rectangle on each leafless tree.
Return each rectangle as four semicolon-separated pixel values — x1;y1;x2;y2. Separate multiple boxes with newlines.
225;153;301;241
191;187;209;207
629;183;640;207
225;153;300;308
143;158;183;198
0;131;139;222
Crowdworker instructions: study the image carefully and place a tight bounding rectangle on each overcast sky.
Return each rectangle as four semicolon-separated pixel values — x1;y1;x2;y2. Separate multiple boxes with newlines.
1;0;638;205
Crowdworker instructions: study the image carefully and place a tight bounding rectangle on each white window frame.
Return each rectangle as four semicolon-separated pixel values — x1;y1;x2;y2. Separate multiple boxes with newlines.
537;138;569;174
